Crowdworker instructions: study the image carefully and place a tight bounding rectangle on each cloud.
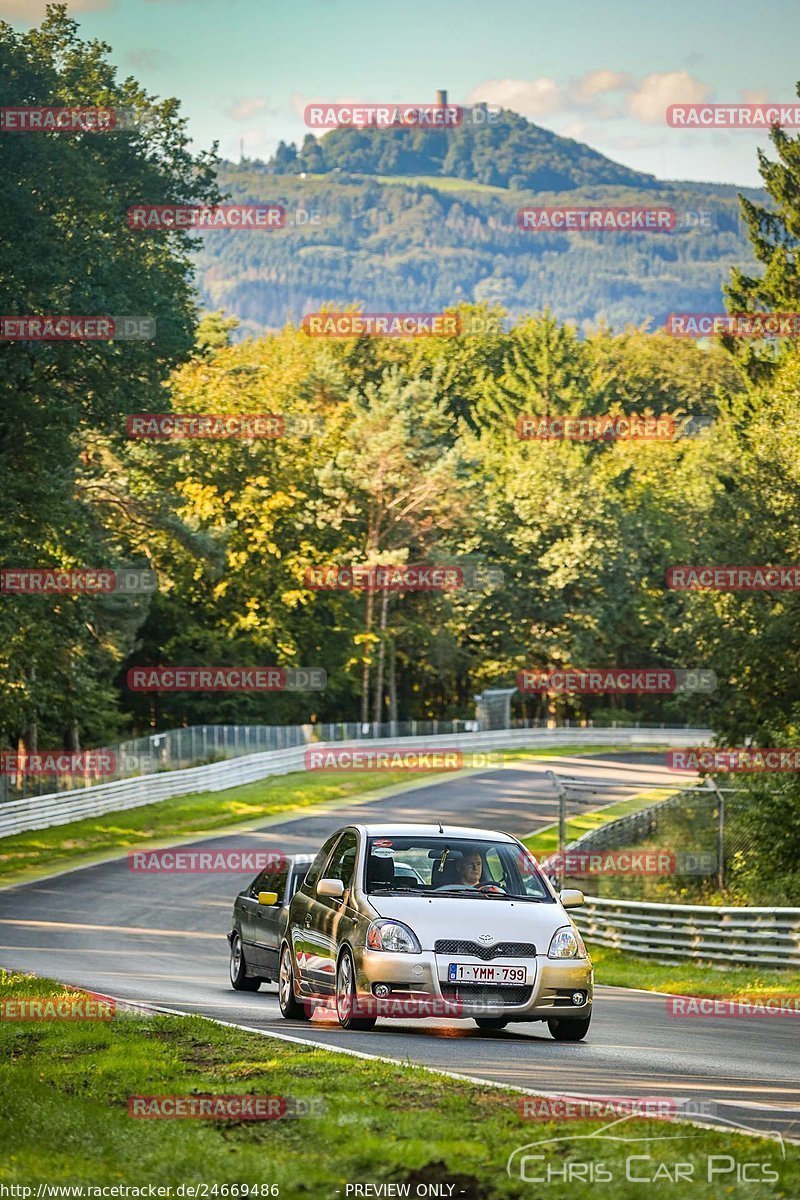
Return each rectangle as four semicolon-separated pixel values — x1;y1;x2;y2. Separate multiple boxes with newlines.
469;69;713;129
0;0;108;18
227;96;270;122
576;69;634;97
627;70;711;123
125;48;168;71
468;77;564;118
741;88;769;104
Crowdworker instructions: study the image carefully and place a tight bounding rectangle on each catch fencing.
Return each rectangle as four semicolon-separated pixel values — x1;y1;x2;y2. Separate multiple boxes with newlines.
0;725;710;839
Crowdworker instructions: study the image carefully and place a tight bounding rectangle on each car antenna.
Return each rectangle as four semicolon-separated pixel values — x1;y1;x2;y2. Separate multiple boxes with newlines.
437;820;444;833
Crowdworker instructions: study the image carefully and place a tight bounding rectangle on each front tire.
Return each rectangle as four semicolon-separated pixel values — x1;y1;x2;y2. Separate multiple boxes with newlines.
548;1014;591;1041
335;949;376;1031
229;932;261;992
278;943;310;1019
474;1017;508;1031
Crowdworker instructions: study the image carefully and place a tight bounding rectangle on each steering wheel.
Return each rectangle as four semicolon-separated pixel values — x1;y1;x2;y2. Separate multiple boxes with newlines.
476;883;506;894
433;883;474;892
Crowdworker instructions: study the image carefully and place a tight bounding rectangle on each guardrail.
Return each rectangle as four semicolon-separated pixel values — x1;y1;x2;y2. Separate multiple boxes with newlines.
573;895;800;968
0;726;711;839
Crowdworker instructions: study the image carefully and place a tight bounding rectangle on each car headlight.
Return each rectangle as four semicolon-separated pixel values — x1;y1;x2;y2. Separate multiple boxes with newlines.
366;920;422;953
548;925;587;959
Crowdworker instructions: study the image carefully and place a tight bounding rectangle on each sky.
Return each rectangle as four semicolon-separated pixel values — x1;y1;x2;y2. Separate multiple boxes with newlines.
3;0;797;186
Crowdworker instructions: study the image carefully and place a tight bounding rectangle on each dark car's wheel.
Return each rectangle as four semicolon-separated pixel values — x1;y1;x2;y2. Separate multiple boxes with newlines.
278;943;310;1020
229;932;261;992
548;1014;591;1041
335;949;376;1031
474;1017;508;1031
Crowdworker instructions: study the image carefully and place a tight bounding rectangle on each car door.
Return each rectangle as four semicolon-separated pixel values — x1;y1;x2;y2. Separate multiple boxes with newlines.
251;863;289;978
291;833;341;991
302;830;360;996
237;870;268;961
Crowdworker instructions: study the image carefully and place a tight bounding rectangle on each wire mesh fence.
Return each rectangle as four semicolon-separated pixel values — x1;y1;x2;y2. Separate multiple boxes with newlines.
1;716;689;804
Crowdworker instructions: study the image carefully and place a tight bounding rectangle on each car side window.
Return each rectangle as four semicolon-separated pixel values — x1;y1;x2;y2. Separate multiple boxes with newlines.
248;867;288;899
324;831;358;889
290;863;312;897
301;834;340;893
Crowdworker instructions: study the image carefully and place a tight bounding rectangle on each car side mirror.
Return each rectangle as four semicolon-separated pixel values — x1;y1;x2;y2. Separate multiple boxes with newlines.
559;889;584;909
317;877;345;899
257;891;279;907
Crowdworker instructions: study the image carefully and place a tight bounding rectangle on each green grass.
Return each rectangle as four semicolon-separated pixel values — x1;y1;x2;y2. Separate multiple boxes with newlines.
589;943;800;999
0;742;647;889
374;173;510;195
521;786;678;855
0;970;794;1198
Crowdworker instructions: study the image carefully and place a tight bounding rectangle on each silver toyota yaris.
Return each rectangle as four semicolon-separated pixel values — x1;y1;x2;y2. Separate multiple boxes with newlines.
278;822;593;1038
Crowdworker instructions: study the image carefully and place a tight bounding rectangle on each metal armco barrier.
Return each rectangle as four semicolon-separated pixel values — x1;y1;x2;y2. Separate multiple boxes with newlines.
0;726;710;839
573;895;800;968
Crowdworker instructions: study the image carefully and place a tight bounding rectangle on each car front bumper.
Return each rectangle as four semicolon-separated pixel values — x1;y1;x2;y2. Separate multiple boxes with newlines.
355;949;593;1019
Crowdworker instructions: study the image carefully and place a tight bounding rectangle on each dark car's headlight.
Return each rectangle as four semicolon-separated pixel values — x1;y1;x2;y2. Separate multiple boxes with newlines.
366;919;422;953
548;925;587;959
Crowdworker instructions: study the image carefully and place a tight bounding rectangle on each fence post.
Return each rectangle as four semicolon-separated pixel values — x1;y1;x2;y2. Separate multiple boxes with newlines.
705;776;726;890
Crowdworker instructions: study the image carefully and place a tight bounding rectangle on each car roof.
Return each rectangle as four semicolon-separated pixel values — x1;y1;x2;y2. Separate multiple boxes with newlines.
352;823;517;843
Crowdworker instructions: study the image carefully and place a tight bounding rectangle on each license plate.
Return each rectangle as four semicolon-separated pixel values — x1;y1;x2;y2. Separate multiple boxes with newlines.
447;962;528;985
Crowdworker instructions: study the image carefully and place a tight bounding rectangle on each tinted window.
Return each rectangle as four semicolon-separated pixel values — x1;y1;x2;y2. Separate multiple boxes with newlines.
248;867;288;899
289;862;312;897
301;833;341;892
324;831;358;888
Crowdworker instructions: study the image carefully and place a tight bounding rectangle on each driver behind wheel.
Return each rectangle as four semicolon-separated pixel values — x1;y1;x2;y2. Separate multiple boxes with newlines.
454;849;483;887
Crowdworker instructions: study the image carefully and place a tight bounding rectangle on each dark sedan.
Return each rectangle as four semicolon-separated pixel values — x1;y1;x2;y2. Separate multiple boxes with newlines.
228;853;314;991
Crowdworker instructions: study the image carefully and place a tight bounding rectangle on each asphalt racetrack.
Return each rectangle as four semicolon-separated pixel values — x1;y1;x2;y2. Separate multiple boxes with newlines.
1;753;797;1142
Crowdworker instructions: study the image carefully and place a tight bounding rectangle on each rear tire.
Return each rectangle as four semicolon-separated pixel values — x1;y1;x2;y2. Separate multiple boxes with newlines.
278;943;310;1019
336;949;376;1031
548;1014;591;1041
229;932;261;992
474;1017;508;1031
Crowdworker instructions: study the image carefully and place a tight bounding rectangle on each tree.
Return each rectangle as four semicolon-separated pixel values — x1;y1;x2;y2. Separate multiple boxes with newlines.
725;77;800;382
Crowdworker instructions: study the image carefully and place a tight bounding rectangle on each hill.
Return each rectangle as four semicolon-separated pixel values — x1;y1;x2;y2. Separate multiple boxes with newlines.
194;103;763;334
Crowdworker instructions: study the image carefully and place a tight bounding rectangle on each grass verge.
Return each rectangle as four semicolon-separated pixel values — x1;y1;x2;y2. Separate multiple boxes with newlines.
0;970;794;1198
521;786;676;855
0;743;645;889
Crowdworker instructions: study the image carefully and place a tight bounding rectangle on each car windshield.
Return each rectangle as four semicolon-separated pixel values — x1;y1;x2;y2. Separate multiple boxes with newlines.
364;836;554;901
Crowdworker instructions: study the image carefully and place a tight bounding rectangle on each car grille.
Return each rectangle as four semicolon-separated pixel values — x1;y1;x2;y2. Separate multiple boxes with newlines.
440;984;532;1006
434;939;537;961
